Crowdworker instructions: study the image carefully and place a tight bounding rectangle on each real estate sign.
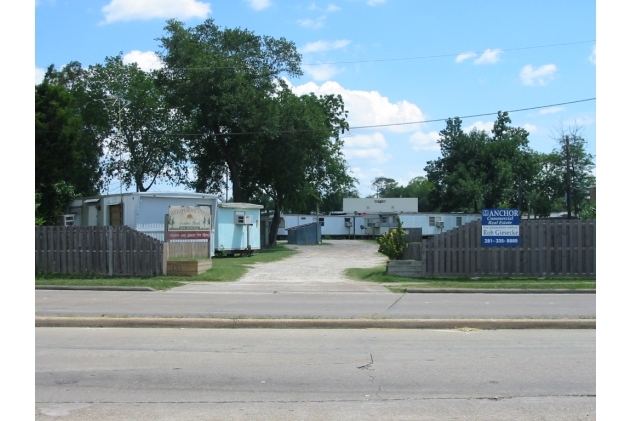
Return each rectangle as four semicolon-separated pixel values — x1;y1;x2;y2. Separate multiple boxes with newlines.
167;206;212;240
481;208;520;246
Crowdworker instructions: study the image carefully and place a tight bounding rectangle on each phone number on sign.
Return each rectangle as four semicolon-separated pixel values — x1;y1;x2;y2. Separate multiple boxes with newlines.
484;238;519;244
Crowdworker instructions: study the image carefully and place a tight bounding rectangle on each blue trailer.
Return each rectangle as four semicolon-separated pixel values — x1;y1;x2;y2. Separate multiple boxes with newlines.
215;203;264;255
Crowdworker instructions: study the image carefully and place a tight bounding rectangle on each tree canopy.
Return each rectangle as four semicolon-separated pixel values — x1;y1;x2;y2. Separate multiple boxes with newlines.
424;112;537;213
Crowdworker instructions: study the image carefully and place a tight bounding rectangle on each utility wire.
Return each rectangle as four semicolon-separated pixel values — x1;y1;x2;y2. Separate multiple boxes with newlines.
35;98;595;137
162;40;595;71
169;97;596;136
348;98;596;130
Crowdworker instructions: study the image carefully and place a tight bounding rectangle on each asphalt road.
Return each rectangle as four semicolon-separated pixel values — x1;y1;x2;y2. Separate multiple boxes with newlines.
35;327;595;421
35;289;596;319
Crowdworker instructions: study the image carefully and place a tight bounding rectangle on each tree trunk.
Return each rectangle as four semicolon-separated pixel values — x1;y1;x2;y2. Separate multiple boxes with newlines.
227;159;243;203
268;201;282;246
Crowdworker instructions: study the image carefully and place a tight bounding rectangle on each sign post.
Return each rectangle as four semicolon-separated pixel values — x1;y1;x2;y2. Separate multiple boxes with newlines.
481;208;520;247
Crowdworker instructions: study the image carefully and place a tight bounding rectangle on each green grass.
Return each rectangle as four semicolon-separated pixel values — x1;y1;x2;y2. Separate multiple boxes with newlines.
35;244;297;290
345;266;596;293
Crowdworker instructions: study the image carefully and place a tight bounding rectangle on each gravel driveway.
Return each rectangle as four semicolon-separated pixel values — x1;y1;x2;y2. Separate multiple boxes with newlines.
173;240;390;293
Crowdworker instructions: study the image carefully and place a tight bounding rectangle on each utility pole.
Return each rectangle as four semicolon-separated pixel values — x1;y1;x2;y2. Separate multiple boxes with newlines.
564;135;572;219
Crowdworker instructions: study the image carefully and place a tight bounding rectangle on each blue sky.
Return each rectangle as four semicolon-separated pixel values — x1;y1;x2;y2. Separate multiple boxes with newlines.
35;0;597;197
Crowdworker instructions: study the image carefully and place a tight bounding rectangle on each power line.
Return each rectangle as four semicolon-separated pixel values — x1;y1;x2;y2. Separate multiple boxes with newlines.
348;98;596;130
35;98;595;137
170;98;596;136
162;40;595;71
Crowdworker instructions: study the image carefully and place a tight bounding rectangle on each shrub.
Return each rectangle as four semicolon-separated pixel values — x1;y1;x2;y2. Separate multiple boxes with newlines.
377;217;407;260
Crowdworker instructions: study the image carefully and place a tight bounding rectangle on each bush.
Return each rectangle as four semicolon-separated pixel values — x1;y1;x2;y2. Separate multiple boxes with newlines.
377;217;406;260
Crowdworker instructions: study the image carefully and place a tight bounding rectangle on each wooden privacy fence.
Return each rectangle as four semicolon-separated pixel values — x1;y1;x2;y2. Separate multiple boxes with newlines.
35;226;163;277
402;219;596;278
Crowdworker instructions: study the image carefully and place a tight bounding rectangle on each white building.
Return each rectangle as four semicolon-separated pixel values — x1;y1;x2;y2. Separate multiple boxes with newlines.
343;197;418;214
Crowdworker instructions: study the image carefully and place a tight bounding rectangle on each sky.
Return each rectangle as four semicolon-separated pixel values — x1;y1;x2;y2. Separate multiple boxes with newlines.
11;2;628;414
34;0;597;198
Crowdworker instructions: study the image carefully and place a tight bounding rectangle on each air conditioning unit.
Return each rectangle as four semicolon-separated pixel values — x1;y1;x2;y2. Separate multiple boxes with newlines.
344;218;353;227
436;221;444;229
57;214;74;226
235;211;253;225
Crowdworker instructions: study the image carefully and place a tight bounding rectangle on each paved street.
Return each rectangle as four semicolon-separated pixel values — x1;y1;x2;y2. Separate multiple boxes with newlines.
35;328;595;421
36;289;595;319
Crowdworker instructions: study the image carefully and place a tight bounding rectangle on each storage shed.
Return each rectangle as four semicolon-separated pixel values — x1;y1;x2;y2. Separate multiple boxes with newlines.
215;203;263;254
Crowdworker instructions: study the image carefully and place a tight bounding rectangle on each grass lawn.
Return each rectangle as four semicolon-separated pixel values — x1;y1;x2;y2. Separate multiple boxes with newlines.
345;266;596;293
35;244;296;291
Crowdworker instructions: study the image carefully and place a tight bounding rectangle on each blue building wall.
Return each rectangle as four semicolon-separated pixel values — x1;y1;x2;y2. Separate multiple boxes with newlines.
215;207;262;252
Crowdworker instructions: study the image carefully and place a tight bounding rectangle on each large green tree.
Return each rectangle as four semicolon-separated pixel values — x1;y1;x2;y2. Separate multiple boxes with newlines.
35;81;100;224
255;88;355;245
425;112;536;213
157;18;303;202
550;124;595;218
88;54;189;192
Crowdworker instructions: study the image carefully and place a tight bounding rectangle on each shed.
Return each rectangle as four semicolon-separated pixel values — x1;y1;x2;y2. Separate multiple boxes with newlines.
215;203;263;254
287;222;321;245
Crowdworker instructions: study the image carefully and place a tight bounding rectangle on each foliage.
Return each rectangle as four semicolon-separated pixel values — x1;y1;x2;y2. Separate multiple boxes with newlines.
377;217;407;260
86;54;190;192
371;177;398;198
255;87;356;244
550;124;595;218
579;203;596;219
157;18;303;202
35;81;97;224
424;112;536;213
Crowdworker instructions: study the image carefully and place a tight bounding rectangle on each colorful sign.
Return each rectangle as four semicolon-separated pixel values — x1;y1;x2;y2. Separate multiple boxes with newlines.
167;206;212;240
481;208;520;246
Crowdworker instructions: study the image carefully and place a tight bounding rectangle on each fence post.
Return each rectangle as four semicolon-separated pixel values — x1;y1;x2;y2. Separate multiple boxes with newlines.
108;226;114;277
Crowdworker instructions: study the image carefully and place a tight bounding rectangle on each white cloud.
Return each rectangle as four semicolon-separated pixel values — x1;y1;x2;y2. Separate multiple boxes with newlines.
343;133;389;163
245;0;271;11
123;50;164;71
302;64;343;81
367;0;386;5
522;124;537;133
409;130;440;151
101;0;211;24
539;106;564;115
344;148;390;163
326;4;341;12
520;64;557;86
590;45;596;64
455;52;476;63
464;121;494;133
35;67;46;85
290;81;426;133
298;16;326;28
344;133;387;149
300;39;351;54
474;49;502;65
573;116;595;126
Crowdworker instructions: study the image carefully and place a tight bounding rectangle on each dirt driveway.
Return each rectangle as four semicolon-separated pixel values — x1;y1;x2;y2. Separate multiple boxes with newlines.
173;240;390;293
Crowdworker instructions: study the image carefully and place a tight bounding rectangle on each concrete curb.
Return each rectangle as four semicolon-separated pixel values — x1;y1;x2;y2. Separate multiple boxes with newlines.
35;317;595;330
35;286;155;291
35;286;595;294
406;289;596;294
